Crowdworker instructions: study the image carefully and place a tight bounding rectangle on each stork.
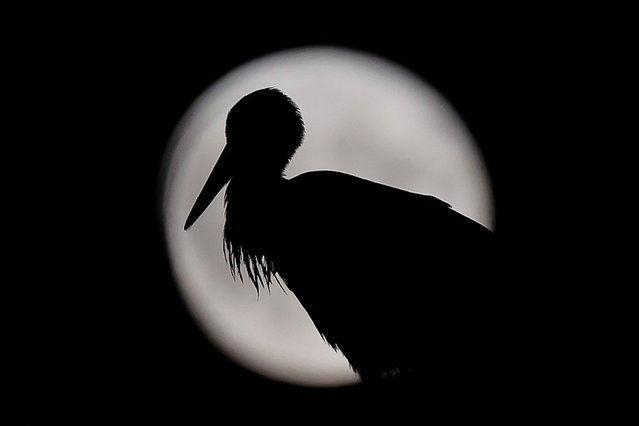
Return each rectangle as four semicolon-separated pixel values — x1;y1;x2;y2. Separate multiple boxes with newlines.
184;88;501;384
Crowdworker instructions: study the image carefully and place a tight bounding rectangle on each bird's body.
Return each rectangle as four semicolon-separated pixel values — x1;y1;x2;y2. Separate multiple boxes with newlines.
185;88;500;383
225;171;498;381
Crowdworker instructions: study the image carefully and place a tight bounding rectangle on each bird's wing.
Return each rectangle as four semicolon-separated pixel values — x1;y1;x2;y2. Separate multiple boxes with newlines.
284;170;492;268
273;171;497;376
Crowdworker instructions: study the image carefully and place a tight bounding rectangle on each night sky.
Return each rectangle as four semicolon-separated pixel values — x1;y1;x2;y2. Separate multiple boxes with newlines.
9;4;636;424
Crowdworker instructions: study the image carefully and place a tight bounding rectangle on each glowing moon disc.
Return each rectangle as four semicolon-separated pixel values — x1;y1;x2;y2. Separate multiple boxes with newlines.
161;46;494;387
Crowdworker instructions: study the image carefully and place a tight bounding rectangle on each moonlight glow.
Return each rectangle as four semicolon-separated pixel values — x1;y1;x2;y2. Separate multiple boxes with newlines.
161;46;494;387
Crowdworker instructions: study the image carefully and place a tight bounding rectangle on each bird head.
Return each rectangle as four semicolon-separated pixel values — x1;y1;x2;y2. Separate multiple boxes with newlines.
184;87;304;230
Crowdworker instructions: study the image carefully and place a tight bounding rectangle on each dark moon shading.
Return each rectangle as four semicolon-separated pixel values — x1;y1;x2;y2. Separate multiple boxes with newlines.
161;47;494;386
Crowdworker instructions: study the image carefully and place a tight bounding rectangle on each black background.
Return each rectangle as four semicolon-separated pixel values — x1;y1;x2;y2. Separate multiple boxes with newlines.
9;4;636;424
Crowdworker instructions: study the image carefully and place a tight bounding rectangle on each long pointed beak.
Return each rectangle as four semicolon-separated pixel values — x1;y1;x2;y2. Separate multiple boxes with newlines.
184;145;234;230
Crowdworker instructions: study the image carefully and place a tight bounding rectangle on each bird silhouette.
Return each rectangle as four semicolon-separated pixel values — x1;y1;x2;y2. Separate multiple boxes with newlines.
184;88;502;385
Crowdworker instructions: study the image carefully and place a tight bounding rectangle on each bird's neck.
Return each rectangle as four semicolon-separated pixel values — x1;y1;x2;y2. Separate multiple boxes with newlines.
226;173;285;197
224;174;286;224
222;174;288;289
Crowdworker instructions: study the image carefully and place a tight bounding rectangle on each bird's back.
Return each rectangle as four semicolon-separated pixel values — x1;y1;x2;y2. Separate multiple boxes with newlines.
264;171;500;382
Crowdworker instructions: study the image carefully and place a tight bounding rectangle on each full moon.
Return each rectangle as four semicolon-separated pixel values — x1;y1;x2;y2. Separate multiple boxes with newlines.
161;46;494;387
